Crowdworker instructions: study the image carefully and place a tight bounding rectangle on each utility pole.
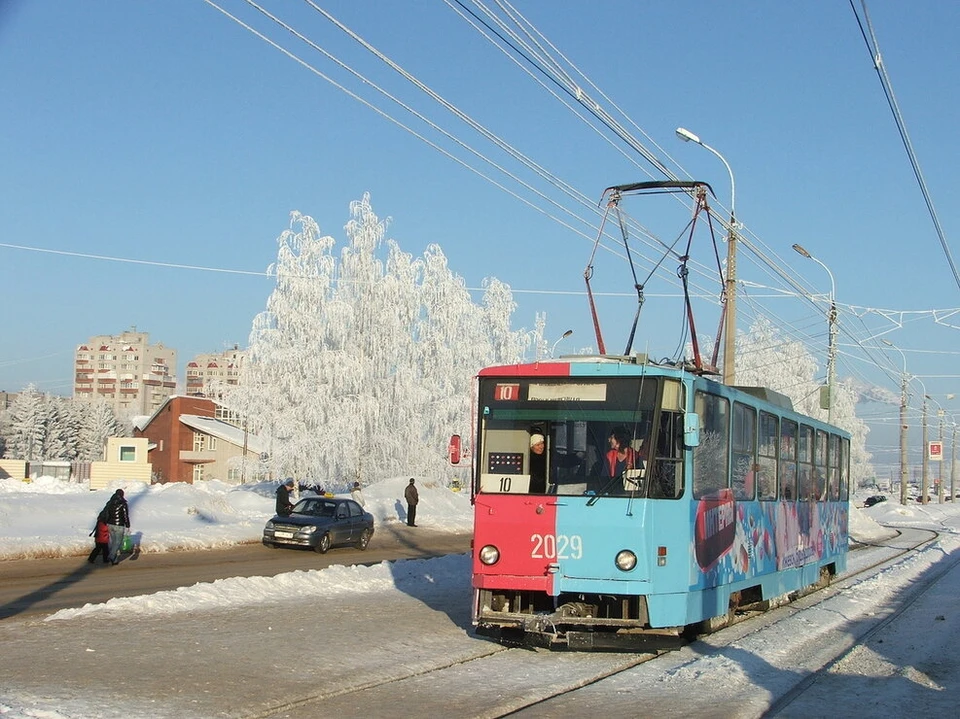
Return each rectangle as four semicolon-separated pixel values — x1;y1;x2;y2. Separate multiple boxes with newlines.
938;409;945;503
794;244;837;423
882;339;910;505
899;374;909;505
921;397;929;504
952;423;957;503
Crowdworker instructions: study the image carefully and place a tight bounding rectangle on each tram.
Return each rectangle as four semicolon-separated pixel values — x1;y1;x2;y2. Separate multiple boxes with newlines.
469;356;849;650
467;182;850;650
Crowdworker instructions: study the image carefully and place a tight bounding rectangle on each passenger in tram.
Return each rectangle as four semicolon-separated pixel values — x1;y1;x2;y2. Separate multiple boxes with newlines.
604;426;639;478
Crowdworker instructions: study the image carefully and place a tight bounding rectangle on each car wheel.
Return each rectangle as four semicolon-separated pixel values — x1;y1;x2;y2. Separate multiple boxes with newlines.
356;529;371;550
314;533;331;554
263;540;277;549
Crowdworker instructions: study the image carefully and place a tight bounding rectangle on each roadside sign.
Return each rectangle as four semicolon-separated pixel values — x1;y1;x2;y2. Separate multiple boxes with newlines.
929;441;943;461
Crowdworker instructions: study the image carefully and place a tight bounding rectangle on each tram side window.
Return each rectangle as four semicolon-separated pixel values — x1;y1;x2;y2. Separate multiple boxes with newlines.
827;434;840;501
731;403;757;500
780;420;798;500
649;410;684;499
814;430;828;501
797;425;815;500
758;411;779;500
693;391;729;499
840;437;850;501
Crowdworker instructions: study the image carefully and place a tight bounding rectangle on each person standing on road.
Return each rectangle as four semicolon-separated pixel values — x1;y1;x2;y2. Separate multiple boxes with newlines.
103;489;130;565
276;478;295;516
87;509;111;565
351;481;366;507
404;478;419;527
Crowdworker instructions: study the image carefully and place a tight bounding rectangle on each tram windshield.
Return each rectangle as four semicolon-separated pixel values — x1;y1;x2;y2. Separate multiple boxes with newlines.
476;376;664;497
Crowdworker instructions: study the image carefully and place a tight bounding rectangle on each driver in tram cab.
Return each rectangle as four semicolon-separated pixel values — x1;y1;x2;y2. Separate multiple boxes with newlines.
529;433;547;494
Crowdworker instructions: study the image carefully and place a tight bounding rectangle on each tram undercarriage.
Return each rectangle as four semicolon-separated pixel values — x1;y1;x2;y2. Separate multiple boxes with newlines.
474;564;837;651
474;588;685;651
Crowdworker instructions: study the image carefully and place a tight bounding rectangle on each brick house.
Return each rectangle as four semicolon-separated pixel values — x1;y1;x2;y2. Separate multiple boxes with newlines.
134;396;264;484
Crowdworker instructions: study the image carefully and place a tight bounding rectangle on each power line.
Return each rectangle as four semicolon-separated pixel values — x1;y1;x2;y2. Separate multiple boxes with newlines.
849;0;960;292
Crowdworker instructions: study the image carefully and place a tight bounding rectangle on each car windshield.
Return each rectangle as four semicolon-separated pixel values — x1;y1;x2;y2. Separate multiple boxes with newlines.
292;500;337;517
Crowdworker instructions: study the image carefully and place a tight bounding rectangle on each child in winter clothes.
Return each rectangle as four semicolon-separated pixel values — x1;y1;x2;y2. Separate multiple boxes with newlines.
87;510;111;565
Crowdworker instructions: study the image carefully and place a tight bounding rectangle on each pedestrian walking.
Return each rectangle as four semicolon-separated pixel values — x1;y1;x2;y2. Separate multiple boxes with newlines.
87;509;111;565
404;478;419;527
103;489;130;565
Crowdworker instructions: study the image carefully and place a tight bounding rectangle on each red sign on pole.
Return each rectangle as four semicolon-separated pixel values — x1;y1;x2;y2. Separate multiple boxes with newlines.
929;441;943;461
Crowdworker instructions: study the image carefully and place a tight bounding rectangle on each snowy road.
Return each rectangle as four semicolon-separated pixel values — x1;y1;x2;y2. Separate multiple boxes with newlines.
3;526;958;719
0;527;471;620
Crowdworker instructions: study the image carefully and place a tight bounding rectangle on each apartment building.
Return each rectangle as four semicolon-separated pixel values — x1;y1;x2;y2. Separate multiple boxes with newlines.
74;329;177;416
185;345;246;398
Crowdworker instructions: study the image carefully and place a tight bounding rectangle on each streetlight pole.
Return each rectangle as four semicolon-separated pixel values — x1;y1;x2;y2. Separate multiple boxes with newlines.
915;377;929;504
676;127;737;385
882;339;910;505
938;406;945;503
551;329;574;358
793;244;837;424
952;422;957;504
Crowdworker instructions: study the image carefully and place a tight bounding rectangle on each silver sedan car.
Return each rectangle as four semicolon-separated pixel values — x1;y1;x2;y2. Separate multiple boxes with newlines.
263;497;374;553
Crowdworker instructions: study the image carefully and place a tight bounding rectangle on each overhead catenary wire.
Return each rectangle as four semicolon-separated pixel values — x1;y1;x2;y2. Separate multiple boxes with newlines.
6;1;953;426
224;0;724;309
849;0;960;293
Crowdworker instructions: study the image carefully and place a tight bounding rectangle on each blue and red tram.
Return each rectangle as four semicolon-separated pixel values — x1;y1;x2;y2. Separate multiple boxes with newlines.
470;354;850;650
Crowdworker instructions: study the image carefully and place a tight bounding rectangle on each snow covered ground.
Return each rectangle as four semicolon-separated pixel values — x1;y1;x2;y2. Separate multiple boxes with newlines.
0;475;472;560
1;478;958;718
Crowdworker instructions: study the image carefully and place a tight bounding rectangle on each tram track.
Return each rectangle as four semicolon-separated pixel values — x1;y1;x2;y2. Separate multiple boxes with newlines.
245;526;944;719
762;527;955;717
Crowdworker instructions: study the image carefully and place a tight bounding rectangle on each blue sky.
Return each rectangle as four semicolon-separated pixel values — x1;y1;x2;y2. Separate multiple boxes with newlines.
1;1;958;469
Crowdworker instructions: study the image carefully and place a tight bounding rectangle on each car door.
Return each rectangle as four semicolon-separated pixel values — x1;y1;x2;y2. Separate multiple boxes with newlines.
334;502;353;543
347;500;366;538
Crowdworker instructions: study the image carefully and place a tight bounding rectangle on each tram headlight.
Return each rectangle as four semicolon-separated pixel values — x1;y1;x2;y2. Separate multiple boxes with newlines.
615;549;637;572
479;544;500;565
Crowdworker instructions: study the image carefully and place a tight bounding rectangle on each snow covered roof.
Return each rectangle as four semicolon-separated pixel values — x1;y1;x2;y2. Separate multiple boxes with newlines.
178;414;266;454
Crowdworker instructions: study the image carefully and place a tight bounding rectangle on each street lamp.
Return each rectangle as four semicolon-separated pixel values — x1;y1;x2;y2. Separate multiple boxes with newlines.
793;244;838;424
676;127;738;385
551;329;574;358
882;339;910;505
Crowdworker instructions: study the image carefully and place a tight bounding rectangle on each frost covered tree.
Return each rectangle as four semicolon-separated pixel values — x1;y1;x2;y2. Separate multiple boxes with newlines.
40;395;74;461
76;400;123;461
0;390;123;463
734;317;872;486
224;194;533;488
5;385;46;461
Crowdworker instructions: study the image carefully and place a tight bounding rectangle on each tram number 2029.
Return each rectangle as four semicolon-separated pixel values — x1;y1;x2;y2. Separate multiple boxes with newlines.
530;533;583;560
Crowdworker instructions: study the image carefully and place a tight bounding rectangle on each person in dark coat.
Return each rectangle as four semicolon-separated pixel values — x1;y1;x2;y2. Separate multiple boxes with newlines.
87;509;111;565
276;478;295;516
404;478;419;527
103;489;130;565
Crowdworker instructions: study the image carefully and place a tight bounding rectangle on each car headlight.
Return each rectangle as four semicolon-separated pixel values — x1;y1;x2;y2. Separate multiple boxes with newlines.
264;521;274;530
615;550;637;572
299;525;317;534
478;545;500;565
